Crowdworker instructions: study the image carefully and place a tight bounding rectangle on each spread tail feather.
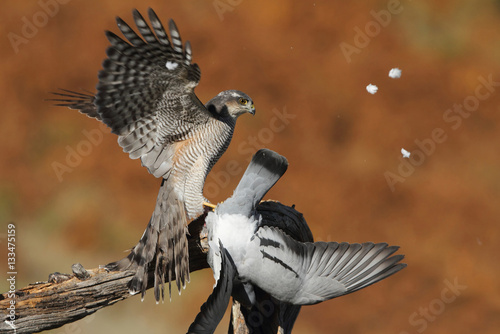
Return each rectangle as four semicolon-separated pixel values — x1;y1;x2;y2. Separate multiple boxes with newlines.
106;179;190;301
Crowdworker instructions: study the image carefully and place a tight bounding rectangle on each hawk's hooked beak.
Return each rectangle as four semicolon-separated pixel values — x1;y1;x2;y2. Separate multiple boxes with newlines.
249;104;256;115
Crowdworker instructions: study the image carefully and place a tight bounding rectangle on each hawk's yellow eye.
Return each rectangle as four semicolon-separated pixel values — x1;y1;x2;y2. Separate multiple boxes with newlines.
239;98;248;105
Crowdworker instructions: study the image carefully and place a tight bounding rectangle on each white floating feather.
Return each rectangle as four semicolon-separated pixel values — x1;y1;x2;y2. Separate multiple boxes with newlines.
366;84;378;94
401;148;411;158
389;68;402;79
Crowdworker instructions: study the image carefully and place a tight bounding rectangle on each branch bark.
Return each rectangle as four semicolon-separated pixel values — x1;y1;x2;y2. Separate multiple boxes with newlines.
0;202;311;334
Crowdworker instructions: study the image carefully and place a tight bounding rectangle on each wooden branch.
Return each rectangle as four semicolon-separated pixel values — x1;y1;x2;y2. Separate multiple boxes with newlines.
0;202;310;334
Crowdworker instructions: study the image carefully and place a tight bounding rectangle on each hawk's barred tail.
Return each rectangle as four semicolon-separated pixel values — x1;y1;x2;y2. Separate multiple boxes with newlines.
106;179;190;301
152;179;190;300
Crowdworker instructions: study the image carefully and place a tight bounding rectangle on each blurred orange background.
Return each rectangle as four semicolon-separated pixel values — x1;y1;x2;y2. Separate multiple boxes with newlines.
1;1;499;333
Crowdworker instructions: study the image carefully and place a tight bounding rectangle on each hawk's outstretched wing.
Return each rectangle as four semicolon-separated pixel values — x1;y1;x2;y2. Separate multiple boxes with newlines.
95;8;214;176
50;89;99;120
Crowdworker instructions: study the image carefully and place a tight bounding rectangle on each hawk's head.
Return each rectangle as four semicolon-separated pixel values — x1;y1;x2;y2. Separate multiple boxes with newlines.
206;90;255;120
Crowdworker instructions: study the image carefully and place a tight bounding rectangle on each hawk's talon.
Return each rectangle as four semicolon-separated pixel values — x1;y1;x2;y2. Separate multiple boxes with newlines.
203;201;216;210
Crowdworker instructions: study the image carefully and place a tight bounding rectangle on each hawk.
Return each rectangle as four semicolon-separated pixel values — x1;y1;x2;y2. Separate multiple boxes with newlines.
187;149;406;333
52;8;255;301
